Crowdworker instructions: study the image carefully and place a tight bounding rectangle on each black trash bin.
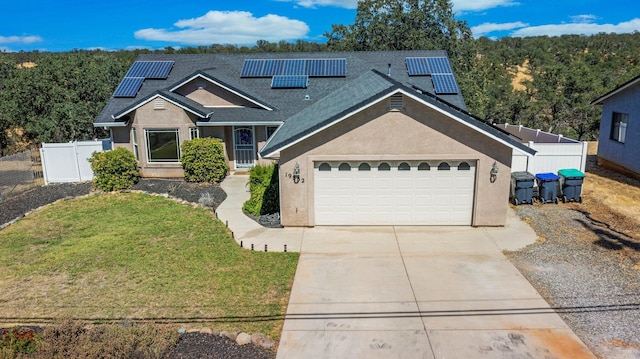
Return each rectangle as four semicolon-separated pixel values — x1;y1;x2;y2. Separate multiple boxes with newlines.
535;172;560;204
558;168;585;203
510;171;535;205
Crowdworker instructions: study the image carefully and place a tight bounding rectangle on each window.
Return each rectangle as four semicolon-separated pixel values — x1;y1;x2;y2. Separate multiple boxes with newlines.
146;129;180;162
358;163;371;171
338;163;351;171
458;162;471;171
266;126;278;140
418;162;430;171
611;112;627;143
189;127;199;140
438;162;450;171
131;127;139;161
318;163;331;171
398;162;411;171
378;162;391;171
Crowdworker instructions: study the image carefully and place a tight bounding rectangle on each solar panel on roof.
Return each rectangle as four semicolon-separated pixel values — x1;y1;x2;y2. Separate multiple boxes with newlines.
241;59;265;77
427;57;453;74
145;61;174;79
283;59;306;75
271;75;308;89
126;61;174;79
305;59;325;77
405;57;430;75
113;77;145;97
432;74;459;94
126;62;152;77
263;59;285;76
323;58;346;77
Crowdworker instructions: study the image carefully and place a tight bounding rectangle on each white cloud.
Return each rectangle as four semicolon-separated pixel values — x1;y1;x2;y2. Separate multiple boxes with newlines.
452;0;518;12
512;18;640;37
276;0;358;8
135;11;310;45
570;14;598;24
471;21;528;37
0;35;43;44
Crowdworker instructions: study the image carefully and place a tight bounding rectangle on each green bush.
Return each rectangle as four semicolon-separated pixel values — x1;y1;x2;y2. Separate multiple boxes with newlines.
243;163;280;216
180;138;229;183
0;328;39;355
89;147;140;192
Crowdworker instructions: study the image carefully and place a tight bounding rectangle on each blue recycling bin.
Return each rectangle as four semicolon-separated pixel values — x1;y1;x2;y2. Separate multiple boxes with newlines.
535;172;560;204
510;171;535;205
558;168;586;203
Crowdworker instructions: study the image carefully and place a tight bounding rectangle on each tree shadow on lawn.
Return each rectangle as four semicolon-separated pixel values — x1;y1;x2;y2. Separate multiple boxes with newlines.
574;217;640;252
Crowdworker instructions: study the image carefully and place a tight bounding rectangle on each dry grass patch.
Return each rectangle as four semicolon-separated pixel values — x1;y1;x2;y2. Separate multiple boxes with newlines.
0;193;298;339
574;143;640;237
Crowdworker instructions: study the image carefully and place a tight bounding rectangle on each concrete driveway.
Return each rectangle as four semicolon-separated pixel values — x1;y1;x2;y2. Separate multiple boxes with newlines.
276;225;595;359
217;175;594;358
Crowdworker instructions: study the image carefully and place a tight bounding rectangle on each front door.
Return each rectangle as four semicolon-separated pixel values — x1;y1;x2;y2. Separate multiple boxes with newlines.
233;126;255;169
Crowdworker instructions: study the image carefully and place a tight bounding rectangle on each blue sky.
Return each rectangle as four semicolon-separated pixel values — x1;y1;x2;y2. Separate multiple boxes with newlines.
2;0;639;52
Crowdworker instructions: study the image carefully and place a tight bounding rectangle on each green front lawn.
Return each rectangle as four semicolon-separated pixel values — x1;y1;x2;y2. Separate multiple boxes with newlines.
0;193;298;339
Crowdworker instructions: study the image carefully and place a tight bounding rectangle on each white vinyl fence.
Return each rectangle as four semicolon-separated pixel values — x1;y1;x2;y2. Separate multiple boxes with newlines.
511;141;588;174
40;140;111;184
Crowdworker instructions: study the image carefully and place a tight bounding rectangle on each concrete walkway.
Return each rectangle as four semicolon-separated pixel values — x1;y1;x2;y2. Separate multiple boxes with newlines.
217;174;596;358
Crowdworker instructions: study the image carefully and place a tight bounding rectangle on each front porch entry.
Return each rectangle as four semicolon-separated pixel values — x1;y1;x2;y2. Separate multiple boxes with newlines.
233;126;256;169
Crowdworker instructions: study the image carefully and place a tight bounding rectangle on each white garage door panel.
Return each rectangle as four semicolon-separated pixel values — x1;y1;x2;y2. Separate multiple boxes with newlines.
315;161;476;225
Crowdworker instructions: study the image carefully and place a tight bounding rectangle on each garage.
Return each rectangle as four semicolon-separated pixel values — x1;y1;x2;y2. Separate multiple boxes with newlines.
314;160;476;225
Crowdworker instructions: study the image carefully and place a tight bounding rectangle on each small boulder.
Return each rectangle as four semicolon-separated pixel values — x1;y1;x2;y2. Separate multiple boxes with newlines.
225;331;239;341
236;332;252;345
200;327;213;335
251;333;276;350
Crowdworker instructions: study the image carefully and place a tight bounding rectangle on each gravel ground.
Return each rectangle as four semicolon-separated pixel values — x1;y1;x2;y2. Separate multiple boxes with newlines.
508;204;640;359
168;333;275;359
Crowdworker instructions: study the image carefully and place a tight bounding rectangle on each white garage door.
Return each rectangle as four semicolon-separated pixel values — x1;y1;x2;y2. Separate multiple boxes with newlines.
314;160;475;225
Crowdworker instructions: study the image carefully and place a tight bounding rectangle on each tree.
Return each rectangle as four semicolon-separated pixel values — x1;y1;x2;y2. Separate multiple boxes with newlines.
324;0;473;65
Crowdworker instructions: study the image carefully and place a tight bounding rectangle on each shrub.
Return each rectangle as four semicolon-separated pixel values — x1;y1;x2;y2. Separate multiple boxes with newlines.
35;319;179;359
0;328;39;355
243;163;279;216
89;147;140;192
180;138;228;183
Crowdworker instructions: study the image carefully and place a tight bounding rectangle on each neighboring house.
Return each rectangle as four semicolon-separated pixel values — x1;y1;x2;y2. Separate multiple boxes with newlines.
95;51;535;227
591;74;640;177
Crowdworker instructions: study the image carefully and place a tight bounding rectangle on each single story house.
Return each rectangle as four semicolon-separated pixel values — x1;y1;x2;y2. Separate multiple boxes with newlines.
591;74;640;177
95;51;535;227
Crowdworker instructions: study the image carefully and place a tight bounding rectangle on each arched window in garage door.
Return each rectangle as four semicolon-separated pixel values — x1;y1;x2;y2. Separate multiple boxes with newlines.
458;162;471;170
318;163;331;171
438;162;450;170
358;163;371;171
338;163;351;171
378;162;391;171
418;162;430;171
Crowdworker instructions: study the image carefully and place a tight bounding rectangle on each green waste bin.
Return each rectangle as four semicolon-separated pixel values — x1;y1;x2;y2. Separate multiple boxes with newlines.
510;171;535;205
557;168;585;203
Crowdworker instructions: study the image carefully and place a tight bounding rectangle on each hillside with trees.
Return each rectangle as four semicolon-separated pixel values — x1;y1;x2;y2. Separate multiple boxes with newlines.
1;0;640;155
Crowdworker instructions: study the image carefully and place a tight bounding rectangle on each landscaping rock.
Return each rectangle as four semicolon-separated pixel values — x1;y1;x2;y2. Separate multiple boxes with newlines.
200;327;213;334
251;333;276;350
236;332;252;345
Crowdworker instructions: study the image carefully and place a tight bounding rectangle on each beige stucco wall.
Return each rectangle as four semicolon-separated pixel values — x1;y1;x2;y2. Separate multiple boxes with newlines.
278;95;513;227
174;78;255;107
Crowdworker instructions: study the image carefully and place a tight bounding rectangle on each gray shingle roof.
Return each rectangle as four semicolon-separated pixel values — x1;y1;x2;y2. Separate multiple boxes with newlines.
94;50;466;126
259;70;536;158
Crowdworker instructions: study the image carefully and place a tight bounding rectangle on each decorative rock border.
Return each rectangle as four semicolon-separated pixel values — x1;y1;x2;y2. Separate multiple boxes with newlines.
181;327;276;350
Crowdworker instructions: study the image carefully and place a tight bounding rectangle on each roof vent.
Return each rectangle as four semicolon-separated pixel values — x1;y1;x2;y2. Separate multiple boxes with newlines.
390;93;403;110
387;63;391;76
304;94;310;101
